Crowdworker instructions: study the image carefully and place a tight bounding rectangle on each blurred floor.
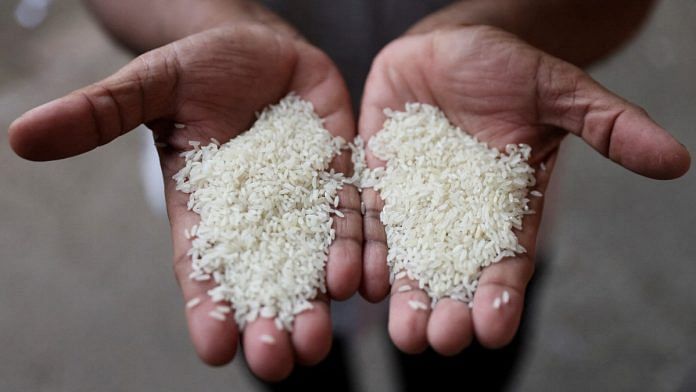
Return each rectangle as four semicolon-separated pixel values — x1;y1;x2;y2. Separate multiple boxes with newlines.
0;1;695;391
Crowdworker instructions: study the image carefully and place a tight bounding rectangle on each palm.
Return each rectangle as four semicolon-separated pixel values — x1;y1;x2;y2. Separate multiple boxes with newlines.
359;26;690;354
10;25;361;381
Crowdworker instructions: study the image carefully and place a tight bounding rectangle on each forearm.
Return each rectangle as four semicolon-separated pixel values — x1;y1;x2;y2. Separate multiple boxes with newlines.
83;0;296;53
408;0;656;67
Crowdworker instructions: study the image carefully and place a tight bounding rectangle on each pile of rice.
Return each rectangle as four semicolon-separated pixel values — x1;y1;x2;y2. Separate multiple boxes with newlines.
361;103;536;305
173;94;350;330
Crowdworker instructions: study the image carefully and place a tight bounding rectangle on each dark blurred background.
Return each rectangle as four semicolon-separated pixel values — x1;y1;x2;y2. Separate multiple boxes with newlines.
1;1;695;391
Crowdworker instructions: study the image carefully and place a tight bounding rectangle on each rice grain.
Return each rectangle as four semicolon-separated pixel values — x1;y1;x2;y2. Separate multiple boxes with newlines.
174;94;351;331
408;300;429;311
361;103;535;306
260;334;276;345
186;297;201;309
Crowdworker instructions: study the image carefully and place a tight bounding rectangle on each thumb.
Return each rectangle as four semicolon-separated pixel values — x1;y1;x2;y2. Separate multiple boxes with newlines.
536;54;690;180
9;49;178;161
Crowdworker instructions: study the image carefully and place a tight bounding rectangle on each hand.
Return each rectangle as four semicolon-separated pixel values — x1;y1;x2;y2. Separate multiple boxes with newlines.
358;26;690;355
9;24;361;381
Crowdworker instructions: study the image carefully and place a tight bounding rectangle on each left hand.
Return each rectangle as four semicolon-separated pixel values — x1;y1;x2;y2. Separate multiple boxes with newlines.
358;25;690;355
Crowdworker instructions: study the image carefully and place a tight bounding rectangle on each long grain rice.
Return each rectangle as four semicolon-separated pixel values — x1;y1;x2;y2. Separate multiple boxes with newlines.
174;94;351;330
358;104;535;306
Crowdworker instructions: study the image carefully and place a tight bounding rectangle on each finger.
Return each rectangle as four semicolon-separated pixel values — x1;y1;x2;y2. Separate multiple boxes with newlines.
388;278;431;354
243;317;294;382
358;59;421;303
326;176;363;300
167;181;240;366
471;256;528;349
288;43;363;301
184;293;239;366
360;188;390;302
290;42;355;141
9;49;178;161
235;44;351;376
536;54;690;179
161;136;243;366
472;151;557;348
427;298;473;356
290;296;332;366
358;49;423;144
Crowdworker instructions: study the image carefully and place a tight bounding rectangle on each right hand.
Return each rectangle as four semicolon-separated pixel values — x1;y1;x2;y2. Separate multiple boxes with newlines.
9;24;361;381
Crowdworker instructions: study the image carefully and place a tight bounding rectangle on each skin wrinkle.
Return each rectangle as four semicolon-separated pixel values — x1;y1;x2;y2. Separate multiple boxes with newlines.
95;83;126;139
363;207;387;244
418;35;442;114
332;209;363;247
9;0;687;377
133;54;156;122
130;62;149;131
600;108;625;159
145;48;180;111
162;49;182;118
329;238;362;264
172;248;194;289
547;63;580;128
384;57;417;107
333;233;363;249
357;24;688;353
77;90;106;147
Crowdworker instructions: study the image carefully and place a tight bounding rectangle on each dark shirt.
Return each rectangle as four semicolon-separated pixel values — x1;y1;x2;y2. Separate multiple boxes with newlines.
261;0;454;110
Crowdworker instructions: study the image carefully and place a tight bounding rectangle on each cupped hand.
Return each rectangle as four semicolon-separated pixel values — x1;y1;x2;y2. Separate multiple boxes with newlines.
9;24;361;381
359;26;690;355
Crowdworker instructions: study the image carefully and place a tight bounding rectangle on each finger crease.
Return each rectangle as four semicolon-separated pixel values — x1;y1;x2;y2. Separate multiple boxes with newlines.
78;91;105;146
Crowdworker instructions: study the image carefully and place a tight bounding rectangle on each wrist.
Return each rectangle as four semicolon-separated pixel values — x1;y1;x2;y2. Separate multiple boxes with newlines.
404;1;527;36
86;0;300;53
166;1;300;42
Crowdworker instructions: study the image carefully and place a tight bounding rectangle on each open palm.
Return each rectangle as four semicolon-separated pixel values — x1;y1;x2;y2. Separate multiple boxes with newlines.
359;26;690;355
9;24;361;381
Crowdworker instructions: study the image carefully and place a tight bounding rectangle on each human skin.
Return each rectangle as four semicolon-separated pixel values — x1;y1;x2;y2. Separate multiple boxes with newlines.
359;1;690;356
7;0;691;381
8;2;361;381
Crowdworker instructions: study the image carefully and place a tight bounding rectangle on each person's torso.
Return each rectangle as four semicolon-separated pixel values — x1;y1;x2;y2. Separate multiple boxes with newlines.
261;0;454;110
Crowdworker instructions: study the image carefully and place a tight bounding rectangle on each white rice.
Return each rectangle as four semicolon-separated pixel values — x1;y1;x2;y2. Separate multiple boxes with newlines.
260;334;276;345
174;123;186;129
216;305;231;314
174;93;351;331
407;299;429;311
397;285;412;293
502;290;510;304
209;310;226;321
348;136;367;189
193;274;210;281
260;306;276;319
530;190;543;197
361;103;535;306
492;297;502;309
186;297;201;309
